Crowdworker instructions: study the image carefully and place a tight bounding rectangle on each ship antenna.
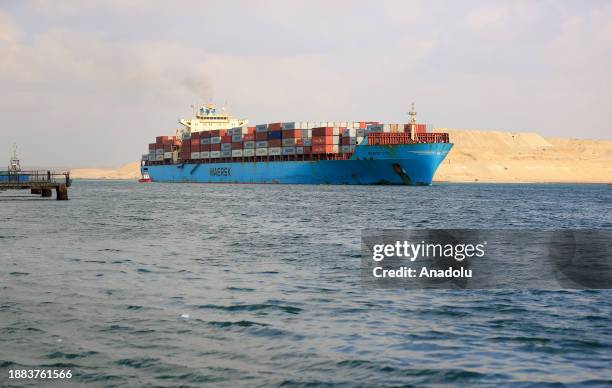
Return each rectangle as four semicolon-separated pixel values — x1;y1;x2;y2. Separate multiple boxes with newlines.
408;102;417;124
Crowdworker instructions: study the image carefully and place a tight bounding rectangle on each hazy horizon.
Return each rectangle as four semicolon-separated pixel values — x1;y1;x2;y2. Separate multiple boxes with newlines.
1;0;611;167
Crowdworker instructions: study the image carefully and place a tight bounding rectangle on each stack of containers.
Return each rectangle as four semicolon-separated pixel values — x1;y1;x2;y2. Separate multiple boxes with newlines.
255;124;269;156
311;127;340;154
199;131;211;159
229;126;245;158
243;126;256;157
190;131;201;160
209;129;225;159
268;123;282;156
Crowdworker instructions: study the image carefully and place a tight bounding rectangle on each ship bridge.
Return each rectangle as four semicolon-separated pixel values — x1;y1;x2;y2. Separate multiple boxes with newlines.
179;104;248;135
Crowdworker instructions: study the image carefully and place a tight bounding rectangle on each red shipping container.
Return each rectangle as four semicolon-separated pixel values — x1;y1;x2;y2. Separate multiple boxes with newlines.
200;131;211;138
156;136;168;145
268;122;282;130
182;142;191;151
312;145;336;154
149;143;156;150
312;136;334;145
232;142;243;150
295;139;305;146
200;144;210;152
282;129;302;139
268;139;282;147
221;135;232;143
192;131;201;139
180;152;189;160
210;129;228;137
247;126;256;134
255;132;268;140
341;137;351;145
191;144;200;152
302;146;312;154
243;134;255;141
210;143;221;151
163;144;172;152
312;127;335;136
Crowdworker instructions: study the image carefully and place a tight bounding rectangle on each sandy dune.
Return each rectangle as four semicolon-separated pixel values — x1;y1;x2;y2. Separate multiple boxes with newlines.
434;129;612;183
70;130;612;183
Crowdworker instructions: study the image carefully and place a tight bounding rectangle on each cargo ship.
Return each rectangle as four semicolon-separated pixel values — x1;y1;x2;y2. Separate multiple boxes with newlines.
140;104;452;185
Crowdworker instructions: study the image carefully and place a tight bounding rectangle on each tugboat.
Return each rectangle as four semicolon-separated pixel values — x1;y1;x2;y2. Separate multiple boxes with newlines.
138;170;152;183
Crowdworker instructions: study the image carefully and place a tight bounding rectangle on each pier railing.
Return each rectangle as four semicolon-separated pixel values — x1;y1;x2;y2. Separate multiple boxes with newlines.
0;170;71;187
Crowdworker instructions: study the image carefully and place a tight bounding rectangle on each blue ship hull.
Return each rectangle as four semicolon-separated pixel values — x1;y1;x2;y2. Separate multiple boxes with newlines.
142;142;452;185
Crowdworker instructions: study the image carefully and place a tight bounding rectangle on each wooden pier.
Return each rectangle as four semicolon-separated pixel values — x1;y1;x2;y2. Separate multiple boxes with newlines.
0;171;72;200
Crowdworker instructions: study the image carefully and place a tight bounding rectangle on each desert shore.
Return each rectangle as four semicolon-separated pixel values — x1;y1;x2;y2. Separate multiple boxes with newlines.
70;129;612;183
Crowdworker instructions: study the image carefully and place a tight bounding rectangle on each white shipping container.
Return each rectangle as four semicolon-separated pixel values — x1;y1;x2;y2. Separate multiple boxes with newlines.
282;146;296;155
356;128;366;137
164;152;172;159
210;151;221;158
243;149;255;157
342;128;357;137
200;151;210;159
243;141;255;149
200;138;210;145
282;138;296;146
255;148;268;156
155;154;164;161
383;124;391;132
231;149;243;157
255;124;268;132
155;149;164;155
230;127;247;135
191;152;201;159
268;147;281;156
303;138;312;146
282;122;295;130
296;147;304;154
256;140;268;148
221;150;232;157
210;136;222;144
221;143;232;151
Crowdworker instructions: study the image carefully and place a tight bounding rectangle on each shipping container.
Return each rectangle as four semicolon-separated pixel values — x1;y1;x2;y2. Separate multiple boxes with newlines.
312;127;341;136
268;122;282;130
311;144;339;154
268;139;282;147
256;140;268;148
221;143;232;151
243;140;255;149
243;149;255;157
303;138;312;146
255;132;268;140
231;134;243;142
296;147;304;154
148;143;156;151
210;151;221;158
164;144;172;152
156;154;164;161
268;130;282;140
255;124;268;132
243;134;255;141
200;144;210;152
282;146;296;155
221;135;232;143
200;151;210;159
221;150;232;158
210;143;221;152
231;149;243;157
282;138;297;146
200;138;211;145
231;141;243;150
210;136;222;144
163;152;173;159
282;122;296;130
255;147;268;156
268;147;282;156
312;136;339;145
191;152;201;159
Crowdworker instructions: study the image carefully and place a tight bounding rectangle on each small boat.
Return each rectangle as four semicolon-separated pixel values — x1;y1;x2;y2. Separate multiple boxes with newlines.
138;172;152;183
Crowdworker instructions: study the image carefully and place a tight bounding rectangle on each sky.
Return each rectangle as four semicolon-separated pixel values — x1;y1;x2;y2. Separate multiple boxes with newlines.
1;0;611;167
